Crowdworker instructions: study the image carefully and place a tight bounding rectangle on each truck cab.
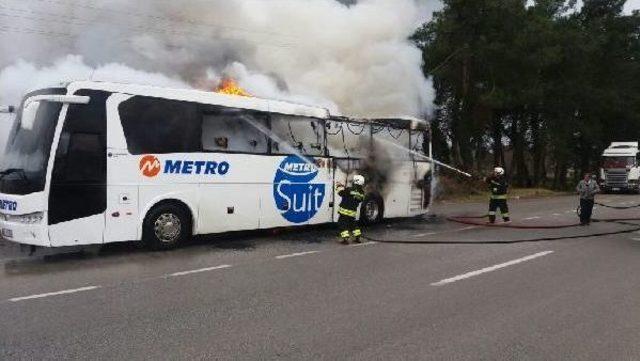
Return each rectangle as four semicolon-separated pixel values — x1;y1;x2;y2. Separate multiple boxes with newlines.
600;142;640;193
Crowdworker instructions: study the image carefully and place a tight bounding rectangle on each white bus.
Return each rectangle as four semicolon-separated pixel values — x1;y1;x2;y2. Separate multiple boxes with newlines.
0;81;432;250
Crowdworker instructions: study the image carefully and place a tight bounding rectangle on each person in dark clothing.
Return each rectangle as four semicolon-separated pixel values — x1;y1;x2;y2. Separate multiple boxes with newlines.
336;174;366;244
576;172;600;225
485;167;511;224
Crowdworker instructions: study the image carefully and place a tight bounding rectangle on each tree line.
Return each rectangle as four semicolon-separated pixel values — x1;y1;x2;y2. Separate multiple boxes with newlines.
412;0;640;188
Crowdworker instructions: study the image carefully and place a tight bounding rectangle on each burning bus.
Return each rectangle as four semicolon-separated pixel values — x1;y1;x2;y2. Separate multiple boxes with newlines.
0;81;432;250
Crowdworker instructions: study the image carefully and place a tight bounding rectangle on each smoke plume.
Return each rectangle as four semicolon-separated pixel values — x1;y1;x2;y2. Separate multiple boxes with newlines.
0;0;435;111
0;0;438;151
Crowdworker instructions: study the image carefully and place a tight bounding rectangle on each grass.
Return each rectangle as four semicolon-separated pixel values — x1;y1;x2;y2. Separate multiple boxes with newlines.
437;187;569;204
434;175;570;204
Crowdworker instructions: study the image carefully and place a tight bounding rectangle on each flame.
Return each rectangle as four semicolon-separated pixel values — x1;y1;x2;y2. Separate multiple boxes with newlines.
216;78;252;97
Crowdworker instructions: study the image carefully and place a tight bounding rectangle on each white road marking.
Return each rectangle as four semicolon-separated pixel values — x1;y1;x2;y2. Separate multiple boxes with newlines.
565;210;575;214
523;216;541;220
9;286;101;302
276;251;320;259
552;213;562;216
631;238;640;242
431;251;554;286
167;264;232;277
413;232;437;237
349;241;377;247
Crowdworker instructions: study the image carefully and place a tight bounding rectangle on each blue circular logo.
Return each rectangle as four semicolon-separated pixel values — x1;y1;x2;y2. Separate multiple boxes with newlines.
273;155;326;224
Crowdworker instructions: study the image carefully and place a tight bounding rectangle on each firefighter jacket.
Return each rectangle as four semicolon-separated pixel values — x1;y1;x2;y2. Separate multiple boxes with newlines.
337;185;365;218
486;175;508;200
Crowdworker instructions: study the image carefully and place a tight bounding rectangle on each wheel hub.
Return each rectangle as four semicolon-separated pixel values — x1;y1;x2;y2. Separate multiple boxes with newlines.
154;213;182;243
365;200;379;221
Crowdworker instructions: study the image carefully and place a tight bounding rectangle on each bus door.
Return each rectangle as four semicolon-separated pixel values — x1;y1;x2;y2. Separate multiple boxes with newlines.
103;93;140;243
308;157;335;225
48;90;109;246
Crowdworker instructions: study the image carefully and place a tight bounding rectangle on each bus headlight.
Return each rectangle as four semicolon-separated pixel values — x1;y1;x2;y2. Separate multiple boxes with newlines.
3;212;44;224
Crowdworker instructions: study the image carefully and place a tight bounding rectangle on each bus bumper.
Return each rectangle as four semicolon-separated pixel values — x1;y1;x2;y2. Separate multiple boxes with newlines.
0;220;50;247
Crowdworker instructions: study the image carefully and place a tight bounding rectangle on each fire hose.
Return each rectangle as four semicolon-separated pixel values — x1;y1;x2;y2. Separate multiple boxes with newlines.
446;215;579;229
363;218;640;245
594;201;640;209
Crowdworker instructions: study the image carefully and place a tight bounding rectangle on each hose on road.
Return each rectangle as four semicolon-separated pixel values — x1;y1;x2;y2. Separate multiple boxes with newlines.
446;215;580;229
595;201;640;209
364;218;640;245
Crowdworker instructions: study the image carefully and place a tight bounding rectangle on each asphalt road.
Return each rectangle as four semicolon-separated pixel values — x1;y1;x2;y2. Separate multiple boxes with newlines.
1;194;640;360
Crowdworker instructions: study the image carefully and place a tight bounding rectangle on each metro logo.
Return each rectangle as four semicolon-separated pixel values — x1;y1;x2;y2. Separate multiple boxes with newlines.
0;199;17;212
273;155;326;224
139;155;161;178
139;156;231;178
163;160;230;175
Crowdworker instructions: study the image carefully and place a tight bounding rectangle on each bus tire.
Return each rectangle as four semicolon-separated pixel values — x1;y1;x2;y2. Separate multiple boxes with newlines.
143;202;192;250
360;195;384;225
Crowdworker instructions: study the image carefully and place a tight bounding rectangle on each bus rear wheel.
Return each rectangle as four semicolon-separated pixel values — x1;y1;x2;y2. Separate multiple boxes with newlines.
143;203;191;250
360;195;384;225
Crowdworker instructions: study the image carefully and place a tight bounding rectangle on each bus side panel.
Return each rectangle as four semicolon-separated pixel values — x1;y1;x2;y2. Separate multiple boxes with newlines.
262;155;334;228
307;157;334;226
199;184;260;233
410;161;432;215
49;214;105;247
381;163;413;219
104;183;140;243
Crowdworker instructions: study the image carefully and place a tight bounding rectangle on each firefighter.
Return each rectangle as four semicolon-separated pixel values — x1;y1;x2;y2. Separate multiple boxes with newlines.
336;174;366;244
485;167;511;224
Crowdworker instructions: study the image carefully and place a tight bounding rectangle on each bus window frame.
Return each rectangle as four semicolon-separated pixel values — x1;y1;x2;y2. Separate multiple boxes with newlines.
200;105;271;156
268;112;328;158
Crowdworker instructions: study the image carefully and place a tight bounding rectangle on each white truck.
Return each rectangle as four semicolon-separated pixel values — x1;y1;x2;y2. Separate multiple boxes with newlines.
600;142;640;193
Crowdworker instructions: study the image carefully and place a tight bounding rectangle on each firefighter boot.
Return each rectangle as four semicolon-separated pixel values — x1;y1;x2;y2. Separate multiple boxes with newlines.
352;228;362;243
339;230;350;245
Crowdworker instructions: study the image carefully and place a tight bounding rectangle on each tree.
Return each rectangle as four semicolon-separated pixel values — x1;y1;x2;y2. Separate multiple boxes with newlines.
414;0;640;189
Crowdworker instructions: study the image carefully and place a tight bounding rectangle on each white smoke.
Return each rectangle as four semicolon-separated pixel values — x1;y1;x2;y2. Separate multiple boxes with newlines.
0;0;438;151
0;55;190;105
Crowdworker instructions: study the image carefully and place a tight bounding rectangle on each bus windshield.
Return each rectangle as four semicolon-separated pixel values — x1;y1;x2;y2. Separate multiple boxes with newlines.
0;88;65;195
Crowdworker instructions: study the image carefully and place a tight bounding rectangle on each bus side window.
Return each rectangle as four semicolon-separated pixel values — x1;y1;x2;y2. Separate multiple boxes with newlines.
118;97;201;155
270;114;325;157
201;107;269;154
373;125;411;161
326;120;370;159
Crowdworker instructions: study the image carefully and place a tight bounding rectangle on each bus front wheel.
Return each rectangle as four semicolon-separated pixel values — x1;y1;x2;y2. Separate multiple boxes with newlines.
143;203;192;250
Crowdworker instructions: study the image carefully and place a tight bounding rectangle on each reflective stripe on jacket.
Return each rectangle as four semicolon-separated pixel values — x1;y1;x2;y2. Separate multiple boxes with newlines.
338;207;357;217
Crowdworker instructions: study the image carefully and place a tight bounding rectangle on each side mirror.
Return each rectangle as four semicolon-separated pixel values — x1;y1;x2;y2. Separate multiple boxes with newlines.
0;105;15;114
20;94;91;130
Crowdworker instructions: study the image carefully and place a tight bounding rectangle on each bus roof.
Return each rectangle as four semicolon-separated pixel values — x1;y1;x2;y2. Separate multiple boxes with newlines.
65;81;332;120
